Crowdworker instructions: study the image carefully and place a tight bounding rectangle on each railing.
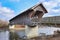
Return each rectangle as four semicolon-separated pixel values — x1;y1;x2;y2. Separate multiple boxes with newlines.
30;16;40;25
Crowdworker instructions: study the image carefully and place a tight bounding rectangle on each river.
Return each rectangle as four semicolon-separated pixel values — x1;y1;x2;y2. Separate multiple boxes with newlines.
0;31;9;40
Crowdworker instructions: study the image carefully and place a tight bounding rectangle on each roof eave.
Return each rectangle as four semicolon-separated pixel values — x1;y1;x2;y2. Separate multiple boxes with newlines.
39;3;48;13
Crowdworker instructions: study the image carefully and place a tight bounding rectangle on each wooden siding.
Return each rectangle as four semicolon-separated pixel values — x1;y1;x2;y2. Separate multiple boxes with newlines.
10;12;44;25
10;11;33;25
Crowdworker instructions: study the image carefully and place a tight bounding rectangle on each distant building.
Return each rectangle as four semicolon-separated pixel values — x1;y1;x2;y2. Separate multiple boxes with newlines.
9;3;48;39
40;16;60;27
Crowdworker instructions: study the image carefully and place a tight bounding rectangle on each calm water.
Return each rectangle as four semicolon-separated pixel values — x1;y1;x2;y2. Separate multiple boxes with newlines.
0;31;9;40
39;26;60;35
0;26;60;40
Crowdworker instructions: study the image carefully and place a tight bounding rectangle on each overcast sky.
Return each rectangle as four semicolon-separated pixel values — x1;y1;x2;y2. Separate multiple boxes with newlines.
0;0;60;21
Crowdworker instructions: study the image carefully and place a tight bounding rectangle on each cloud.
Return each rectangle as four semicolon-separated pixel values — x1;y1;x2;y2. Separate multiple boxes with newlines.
43;1;58;9
0;2;15;20
39;0;60;17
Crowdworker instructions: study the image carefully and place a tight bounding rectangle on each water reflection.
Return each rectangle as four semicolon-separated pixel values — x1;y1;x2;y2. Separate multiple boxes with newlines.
0;31;9;40
38;26;60;35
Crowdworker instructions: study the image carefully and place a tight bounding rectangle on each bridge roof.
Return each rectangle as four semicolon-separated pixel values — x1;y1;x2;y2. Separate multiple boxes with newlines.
9;3;48;21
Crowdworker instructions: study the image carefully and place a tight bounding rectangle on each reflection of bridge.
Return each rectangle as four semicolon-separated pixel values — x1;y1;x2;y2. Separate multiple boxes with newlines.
40;16;60;27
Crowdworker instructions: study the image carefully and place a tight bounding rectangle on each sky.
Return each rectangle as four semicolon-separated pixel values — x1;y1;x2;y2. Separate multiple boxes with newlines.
0;0;60;21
